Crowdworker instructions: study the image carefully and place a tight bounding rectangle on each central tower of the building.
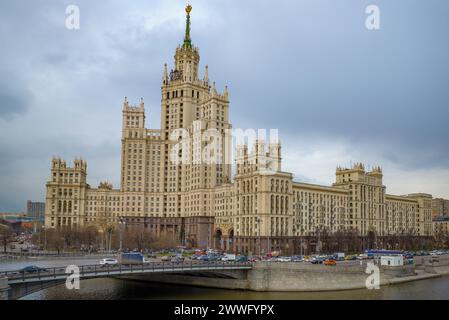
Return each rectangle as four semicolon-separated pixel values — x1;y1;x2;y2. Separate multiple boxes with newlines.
161;4;211;136
120;5;232;222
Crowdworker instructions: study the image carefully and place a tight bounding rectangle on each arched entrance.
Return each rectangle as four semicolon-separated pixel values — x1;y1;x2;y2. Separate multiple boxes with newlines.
214;229;222;249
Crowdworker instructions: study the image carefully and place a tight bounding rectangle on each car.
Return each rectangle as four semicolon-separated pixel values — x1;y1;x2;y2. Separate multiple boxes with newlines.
99;258;118;266
277;256;292;262
291;255;304;262
248;256;262;262
147;253;157;259
208;254;222;261
324;259;337;266
20;265;46;274
236;255;248;262
197;255;210;261
161;255;172;262
310;257;324;264
221;254;236;262
171;256;185;263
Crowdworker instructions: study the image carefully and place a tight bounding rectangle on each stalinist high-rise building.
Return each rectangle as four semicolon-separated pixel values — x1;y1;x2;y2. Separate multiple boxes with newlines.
45;5;434;254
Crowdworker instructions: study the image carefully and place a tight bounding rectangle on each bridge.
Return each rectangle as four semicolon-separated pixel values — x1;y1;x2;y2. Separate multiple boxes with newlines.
0;250;114;260
0;261;253;300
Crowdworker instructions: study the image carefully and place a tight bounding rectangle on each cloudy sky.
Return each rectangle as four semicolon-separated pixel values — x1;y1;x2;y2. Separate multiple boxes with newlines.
1;0;448;212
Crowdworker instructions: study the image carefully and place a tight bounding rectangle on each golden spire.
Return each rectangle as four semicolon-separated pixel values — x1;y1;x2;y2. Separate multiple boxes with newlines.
183;4;193;48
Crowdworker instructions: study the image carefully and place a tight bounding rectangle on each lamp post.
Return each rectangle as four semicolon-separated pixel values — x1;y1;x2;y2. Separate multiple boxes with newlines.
41;226;47;252
295;202;301;255
316;204;326;254
118;217;125;252
256;217;261;256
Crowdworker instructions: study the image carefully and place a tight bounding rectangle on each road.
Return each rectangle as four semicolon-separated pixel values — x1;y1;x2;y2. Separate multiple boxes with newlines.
0;257;112;272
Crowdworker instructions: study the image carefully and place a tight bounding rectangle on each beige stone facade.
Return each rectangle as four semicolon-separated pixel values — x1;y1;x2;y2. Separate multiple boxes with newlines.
432;198;449;218
433;216;449;238
45;6;436;253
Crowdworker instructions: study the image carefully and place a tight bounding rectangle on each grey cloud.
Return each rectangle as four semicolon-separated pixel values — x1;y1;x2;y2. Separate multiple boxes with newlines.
0;0;448;211
0;84;31;119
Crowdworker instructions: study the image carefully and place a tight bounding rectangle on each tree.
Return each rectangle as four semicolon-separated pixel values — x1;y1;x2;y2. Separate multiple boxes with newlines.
45;229;65;254
0;224;14;253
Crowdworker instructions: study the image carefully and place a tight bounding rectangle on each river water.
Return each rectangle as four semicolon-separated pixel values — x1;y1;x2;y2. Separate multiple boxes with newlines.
21;276;449;300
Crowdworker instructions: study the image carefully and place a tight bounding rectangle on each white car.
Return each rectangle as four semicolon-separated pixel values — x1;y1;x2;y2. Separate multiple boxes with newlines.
99;258;118;266
277;257;292;262
221;254;236;262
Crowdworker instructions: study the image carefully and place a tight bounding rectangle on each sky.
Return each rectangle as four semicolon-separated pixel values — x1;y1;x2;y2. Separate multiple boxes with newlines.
0;0;448;212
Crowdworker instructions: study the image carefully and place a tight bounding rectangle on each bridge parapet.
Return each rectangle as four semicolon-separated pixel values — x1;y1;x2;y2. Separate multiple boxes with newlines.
3;261;253;299
0;277;9;300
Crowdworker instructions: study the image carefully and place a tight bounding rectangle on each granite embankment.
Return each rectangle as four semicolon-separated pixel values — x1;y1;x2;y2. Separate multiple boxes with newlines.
121;255;449;292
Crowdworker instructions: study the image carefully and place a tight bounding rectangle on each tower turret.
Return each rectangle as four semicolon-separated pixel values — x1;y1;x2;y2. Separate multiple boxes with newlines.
163;63;168;85
204;65;209;86
174;5;200;82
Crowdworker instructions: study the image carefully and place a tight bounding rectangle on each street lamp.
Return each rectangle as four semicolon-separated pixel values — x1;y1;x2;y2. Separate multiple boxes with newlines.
295;202;302;256
256;217;262;256
316;204;326;254
118;217;126;252
41;226;47;252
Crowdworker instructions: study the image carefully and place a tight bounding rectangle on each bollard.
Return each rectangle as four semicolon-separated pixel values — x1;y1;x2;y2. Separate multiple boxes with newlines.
0;277;10;300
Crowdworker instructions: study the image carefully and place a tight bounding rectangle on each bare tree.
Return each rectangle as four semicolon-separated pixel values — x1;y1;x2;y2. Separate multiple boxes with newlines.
45;229;65;254
0;224;14;253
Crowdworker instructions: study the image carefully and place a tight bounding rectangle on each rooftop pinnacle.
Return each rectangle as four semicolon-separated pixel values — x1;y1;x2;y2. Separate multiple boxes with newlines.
183;4;193;49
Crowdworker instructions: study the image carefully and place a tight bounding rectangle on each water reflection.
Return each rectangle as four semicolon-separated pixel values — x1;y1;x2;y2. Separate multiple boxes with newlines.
22;276;449;300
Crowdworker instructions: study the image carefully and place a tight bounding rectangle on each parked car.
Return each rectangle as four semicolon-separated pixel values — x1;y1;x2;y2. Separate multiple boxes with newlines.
248;256;262;262
221;254;236;262
171;255;185;263
334;253;345;261
197;255;210;261
161;255;172;262
236;255;248;262
324;259;337;266
208;254;222;261
310;257;324;264
100;258;118;266
146;253;157;259
277;256;292;262
291;255;304;262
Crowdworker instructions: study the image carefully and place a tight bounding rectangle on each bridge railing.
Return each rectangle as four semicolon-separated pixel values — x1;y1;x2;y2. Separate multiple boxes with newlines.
1;251;116;259
2;261;253;283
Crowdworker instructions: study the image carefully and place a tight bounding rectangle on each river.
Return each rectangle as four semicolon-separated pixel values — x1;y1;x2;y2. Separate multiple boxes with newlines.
21;276;449;300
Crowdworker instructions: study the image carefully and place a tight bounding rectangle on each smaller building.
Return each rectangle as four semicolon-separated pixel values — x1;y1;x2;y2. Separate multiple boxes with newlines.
433;216;449;237
433;198;449;218
26;200;46;223
381;255;404;267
